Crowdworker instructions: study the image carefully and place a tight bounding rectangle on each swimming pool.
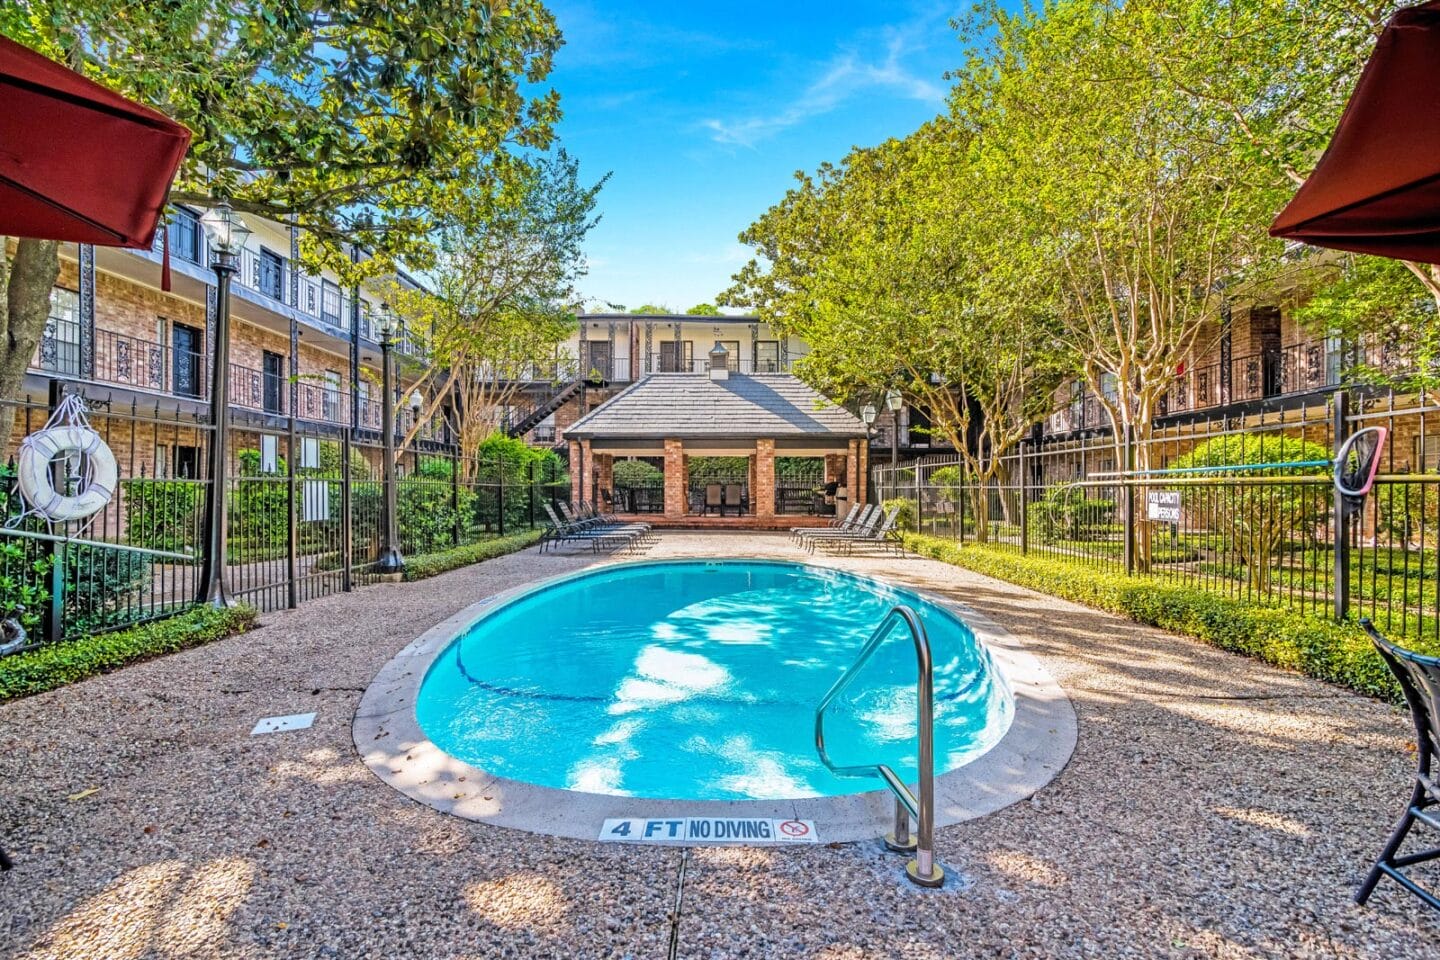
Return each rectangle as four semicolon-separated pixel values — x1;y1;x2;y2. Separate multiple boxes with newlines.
413;560;1014;801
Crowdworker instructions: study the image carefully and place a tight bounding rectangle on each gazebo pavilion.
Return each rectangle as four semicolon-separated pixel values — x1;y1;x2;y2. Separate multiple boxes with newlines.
564;362;869;529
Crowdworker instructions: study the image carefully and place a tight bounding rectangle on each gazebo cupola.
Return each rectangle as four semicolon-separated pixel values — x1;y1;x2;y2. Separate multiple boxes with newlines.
708;342;730;381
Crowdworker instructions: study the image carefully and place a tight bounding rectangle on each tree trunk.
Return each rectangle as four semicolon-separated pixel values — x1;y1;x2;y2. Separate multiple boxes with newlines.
969;484;990;543
0;238;61;454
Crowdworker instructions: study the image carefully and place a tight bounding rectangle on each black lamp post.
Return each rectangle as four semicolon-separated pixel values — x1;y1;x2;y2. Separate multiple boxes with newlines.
860;402;878;501
885;387;903;474
375;304;404;573
196;202;251;607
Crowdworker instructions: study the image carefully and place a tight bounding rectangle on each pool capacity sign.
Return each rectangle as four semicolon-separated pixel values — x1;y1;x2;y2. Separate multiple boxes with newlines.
599;817;819;845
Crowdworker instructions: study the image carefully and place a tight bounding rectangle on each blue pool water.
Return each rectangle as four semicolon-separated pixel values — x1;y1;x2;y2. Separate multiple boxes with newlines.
415;560;1013;801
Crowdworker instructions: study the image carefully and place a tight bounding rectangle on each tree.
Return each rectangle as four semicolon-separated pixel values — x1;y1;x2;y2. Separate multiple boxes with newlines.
724;120;1066;541
949;0;1286;563
630;304;672;315
686;303;722;316
0;0;563;450
384;151;604;474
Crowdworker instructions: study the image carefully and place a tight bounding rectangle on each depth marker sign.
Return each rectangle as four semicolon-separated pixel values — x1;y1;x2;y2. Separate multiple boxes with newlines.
598;817;818;844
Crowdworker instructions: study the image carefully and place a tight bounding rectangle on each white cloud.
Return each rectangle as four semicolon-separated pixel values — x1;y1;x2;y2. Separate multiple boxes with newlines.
702;27;946;148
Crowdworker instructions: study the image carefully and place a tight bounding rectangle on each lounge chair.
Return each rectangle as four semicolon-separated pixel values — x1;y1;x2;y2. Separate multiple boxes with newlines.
791;503;861;543
540;503;650;553
817;506;906;556
795;504;875;546
1354;619;1440;914
797;506;887;552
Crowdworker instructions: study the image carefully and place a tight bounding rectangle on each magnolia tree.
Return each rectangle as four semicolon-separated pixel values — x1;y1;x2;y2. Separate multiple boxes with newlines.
384;152;603;474
0;0;563;450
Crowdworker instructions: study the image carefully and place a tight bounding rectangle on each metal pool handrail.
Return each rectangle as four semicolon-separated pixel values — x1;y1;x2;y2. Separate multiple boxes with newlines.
814;604;944;887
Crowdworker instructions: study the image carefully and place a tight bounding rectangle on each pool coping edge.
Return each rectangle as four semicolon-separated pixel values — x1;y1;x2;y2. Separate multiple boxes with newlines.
352;556;1077;845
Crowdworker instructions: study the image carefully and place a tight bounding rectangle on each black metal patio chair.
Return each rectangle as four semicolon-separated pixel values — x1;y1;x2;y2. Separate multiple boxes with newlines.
1355;618;1440;914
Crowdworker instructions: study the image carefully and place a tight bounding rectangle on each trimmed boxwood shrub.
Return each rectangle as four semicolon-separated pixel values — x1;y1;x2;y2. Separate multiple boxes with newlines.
401;529;543;581
0;604;256;701
902;533;1426;702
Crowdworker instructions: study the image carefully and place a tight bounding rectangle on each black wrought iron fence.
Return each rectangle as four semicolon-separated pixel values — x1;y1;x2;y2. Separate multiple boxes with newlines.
871;390;1440;645
0;384;569;655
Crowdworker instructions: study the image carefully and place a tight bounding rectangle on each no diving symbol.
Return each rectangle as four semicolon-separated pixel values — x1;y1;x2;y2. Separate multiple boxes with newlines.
778;819;810;838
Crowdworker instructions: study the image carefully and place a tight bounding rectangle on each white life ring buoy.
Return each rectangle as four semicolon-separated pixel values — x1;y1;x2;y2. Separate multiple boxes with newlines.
17;425;118;522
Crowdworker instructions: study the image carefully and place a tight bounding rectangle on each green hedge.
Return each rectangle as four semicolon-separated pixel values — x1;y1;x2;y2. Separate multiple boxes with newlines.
901;533;1427;702
122;478;203;553
0;604;256;702
401;529;543;581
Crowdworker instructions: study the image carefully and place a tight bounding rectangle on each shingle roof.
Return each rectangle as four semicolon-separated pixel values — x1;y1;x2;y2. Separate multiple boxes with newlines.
565;374;867;440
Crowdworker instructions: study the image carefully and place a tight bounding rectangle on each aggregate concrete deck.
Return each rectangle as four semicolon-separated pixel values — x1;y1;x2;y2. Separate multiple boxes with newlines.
1;532;1436;958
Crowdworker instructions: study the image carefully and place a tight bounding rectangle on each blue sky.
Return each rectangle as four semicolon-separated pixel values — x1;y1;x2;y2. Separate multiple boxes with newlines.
545;1;972;313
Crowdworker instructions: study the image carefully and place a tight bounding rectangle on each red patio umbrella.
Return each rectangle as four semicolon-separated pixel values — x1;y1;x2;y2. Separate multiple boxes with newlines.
1270;1;1440;263
0;34;190;248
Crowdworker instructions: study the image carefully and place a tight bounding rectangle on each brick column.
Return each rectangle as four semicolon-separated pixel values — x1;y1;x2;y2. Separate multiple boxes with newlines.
568;440;583;506
747;454;758;514
846;440;859;500
756;438;776;520
857;439;869;504
663;438;686;518
580;439;595;506
595;453;613;509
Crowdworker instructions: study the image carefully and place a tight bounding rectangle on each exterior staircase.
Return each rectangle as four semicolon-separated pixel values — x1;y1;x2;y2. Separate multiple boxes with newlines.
504;378;583;438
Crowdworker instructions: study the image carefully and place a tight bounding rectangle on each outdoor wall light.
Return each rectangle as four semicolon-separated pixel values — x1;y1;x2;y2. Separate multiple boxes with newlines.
409;390;423;414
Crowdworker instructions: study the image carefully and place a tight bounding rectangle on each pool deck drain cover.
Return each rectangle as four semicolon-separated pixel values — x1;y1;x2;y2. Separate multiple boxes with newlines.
252;712;316;735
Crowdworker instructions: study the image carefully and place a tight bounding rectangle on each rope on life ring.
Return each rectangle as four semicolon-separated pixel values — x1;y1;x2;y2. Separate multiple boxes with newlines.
16;423;118;523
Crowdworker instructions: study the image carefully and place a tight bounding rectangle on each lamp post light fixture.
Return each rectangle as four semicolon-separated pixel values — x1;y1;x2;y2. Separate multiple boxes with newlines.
196;202;252;608
374;303;404;574
885;387;903;473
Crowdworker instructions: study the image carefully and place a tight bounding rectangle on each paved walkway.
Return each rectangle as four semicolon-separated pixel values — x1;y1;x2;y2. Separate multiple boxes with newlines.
1;533;1434;958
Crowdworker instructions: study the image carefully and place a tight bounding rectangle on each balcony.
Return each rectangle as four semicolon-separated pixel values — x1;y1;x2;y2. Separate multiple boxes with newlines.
641;352;791;375
1047;342;1341;434
31;325;366;429
152;212;356;333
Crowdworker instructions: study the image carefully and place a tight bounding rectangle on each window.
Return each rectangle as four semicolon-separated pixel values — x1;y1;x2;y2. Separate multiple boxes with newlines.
754;341;780;373
173;445;200;479
169;208;201;264
322;369;343;423
299;437;320;469
39;287;81;375
357;379;374;428
155;443;170;478
262;351;285;414
658;340;693;373
321;281;342;325
717;340;741;372
261;434;280;474
258;248;285;300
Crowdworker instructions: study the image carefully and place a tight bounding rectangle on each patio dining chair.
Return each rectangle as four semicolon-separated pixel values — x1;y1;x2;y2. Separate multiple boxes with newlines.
723;484;743;516
1355;619;1440;914
705;484;723;515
